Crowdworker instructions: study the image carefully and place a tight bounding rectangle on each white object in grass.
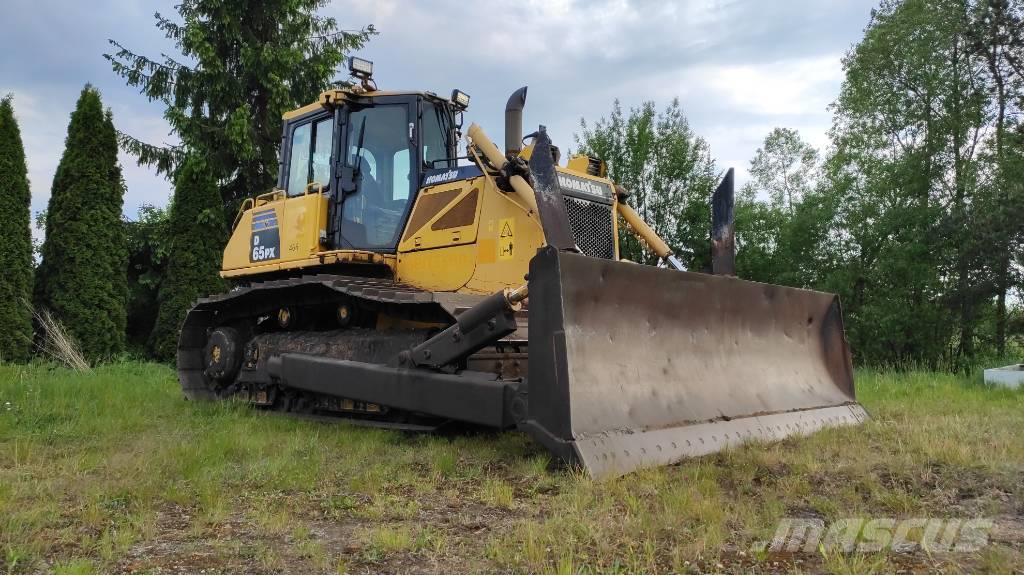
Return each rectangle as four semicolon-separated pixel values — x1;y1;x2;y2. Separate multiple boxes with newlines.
983;364;1024;389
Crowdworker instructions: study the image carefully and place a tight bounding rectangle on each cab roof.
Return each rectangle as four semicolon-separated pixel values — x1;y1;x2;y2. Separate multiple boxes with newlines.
282;88;452;120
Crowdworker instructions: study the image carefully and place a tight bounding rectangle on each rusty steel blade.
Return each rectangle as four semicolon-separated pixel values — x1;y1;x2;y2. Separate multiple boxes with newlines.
522;247;867;479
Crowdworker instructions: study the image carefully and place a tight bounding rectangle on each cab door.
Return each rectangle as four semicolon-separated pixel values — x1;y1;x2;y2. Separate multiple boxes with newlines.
336;102;416;252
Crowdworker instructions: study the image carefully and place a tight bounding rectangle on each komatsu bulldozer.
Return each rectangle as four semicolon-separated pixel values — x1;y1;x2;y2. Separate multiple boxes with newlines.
177;58;867;479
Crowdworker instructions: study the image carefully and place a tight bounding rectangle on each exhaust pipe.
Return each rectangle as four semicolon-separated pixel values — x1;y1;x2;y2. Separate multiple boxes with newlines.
505;86;528;155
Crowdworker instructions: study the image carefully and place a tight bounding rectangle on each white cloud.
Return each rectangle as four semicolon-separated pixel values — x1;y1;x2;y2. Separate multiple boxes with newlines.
702;54;844;117
5;89;64;214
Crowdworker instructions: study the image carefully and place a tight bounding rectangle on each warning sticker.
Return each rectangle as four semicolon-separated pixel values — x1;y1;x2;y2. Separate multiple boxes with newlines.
498;217;515;260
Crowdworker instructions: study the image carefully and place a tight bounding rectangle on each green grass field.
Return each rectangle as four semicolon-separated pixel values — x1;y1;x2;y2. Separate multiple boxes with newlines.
0;363;1021;574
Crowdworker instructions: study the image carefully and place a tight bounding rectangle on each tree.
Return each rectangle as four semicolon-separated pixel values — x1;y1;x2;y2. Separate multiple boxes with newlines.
745;128;820;213
970;0;1024;357
126;205;171;351
35;86;128;361
149;156;226;361
0;97;34;362
734;128;838;289
576;99;719;269
106;0;375;207
827;0;990;367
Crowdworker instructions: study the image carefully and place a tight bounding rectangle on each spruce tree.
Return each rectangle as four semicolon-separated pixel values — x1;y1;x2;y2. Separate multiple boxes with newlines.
149;155;226;361
106;0;374;206
35;86;128;361
0;97;35;362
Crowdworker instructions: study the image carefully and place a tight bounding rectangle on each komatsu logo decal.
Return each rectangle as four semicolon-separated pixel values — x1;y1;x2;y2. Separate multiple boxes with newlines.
557;173;612;200
250;209;280;263
421;165;482;187
423;169;459;185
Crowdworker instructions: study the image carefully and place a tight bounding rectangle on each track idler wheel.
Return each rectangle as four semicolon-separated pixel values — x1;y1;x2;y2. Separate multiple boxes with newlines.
204;327;242;382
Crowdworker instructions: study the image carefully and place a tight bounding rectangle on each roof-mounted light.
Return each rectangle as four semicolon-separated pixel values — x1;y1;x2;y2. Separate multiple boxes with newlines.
348;56;374;79
451;89;470;110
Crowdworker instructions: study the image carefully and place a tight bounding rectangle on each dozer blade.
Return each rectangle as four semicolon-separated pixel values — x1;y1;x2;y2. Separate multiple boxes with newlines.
521;247;868;479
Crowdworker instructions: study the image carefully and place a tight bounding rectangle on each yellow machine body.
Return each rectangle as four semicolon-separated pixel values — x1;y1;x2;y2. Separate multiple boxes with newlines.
221;146;616;297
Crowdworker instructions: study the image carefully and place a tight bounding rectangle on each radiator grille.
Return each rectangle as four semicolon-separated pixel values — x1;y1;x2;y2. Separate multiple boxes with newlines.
563;196;615;259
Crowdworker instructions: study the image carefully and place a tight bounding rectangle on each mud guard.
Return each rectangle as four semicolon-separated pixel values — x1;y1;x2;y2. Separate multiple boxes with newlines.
521;246;868;479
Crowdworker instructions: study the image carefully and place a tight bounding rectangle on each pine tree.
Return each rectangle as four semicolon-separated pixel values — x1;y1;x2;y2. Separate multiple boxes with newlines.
106;0;374;207
35;86;128;361
0;97;34;362
149;156;226;361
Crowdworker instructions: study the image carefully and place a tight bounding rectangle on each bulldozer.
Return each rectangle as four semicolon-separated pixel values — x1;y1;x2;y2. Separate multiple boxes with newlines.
177;58;867;479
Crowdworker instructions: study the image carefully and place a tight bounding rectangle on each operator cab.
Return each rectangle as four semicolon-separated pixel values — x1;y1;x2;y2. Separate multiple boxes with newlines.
277;58;466;252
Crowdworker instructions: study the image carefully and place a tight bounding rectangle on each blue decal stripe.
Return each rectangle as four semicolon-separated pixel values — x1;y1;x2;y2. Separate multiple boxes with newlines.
252;221;278;230
253;212;277;221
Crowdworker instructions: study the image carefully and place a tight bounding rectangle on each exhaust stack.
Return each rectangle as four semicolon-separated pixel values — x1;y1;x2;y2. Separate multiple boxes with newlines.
505;86;528;155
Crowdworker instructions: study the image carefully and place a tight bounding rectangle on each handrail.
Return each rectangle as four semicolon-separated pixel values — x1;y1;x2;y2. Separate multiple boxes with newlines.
231;198;254;231
231;183;322;233
255;189;285;206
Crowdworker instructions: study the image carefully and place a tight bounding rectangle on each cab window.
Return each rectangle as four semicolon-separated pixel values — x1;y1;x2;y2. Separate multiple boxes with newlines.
286;117;334;195
422;105;451;169
392;149;409;200
286;123;311;195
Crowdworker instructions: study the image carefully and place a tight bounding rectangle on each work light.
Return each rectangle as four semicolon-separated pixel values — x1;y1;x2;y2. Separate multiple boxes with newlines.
348;57;374;78
451;89;471;110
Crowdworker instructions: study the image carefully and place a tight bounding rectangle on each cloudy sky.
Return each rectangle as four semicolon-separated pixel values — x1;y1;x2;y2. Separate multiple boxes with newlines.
1;0;876;227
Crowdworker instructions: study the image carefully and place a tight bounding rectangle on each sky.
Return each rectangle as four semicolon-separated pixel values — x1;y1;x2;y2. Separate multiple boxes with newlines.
1;0;878;231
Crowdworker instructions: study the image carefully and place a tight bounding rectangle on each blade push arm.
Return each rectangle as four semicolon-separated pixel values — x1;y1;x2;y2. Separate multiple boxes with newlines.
472;115;682;267
615;201;686;271
616;168;736;274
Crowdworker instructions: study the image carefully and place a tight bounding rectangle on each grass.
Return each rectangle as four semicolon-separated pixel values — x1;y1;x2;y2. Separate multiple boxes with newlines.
0;363;1021;574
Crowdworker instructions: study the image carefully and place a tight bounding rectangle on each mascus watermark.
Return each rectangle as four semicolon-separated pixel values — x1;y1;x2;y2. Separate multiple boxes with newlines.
753;518;994;554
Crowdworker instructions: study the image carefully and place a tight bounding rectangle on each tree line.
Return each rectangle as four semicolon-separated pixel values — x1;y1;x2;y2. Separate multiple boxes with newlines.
577;0;1024;369
1;0;1019;370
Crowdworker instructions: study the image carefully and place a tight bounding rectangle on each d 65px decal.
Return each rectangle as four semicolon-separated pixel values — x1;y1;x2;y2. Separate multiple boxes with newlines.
250;209;280;263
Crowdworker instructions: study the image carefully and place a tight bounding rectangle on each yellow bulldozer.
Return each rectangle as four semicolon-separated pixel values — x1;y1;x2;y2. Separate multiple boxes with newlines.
177;58;867;479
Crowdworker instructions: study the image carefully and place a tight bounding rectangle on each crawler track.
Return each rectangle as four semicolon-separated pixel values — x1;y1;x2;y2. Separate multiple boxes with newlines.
176;275;527;429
